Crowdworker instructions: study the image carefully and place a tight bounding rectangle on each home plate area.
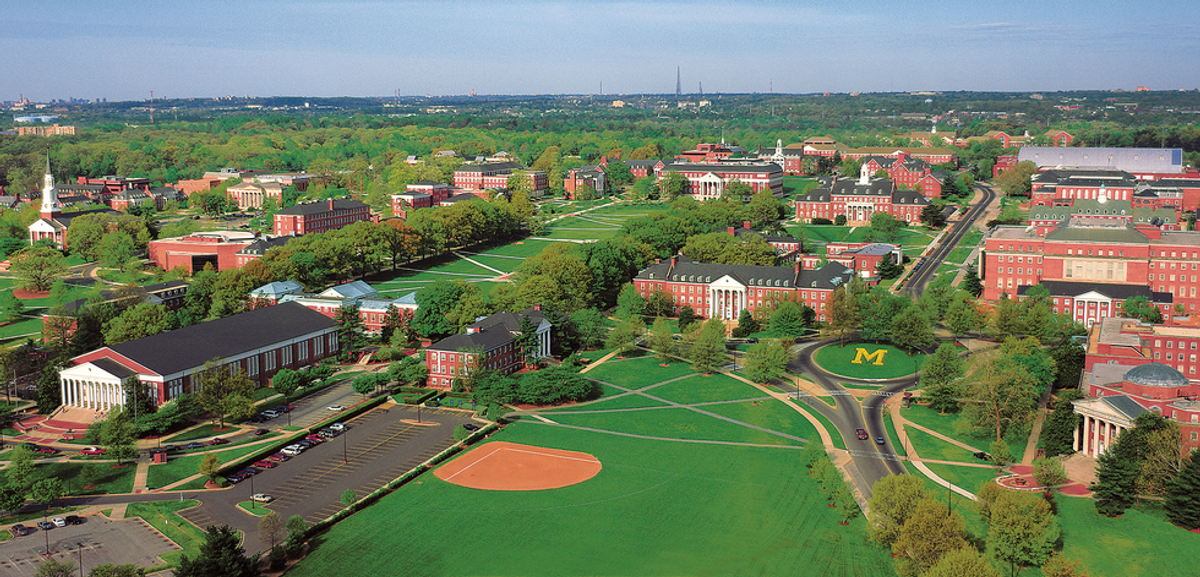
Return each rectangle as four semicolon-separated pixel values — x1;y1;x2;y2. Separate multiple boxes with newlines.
434;441;602;491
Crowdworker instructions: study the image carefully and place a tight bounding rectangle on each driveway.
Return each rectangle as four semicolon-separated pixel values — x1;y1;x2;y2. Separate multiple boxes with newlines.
0;515;176;577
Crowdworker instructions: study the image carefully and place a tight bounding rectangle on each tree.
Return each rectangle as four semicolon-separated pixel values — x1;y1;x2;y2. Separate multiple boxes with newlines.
926;548;1001;577
988;439;1014;467
890;307;935;351
175;524;261;577
690;319;727;375
962;266;984;297
659;171;689;200
87;563;147;577
100;406;138;465
0;291;25;323
1091;433;1139;516
271;368;304;408
995;160;1037;197
102;303;177;345
1032;455;1068;487
920;203;948;229
746;190;783;225
334;304;366;359
196;361;256;428
1140;422;1185;495
892;499;969;577
1122;295;1163;324
33;558;76;577
644;290;674;318
414;279;465;339
352;373;385;397
945;296;987;338
869;212;902;242
1165;453;1200;529
867;474;930;546
569;308;607;350
606;315;645;356
988;490;1061;575
1041;389;1083;457
389;354;428;387
285;514;308;557
963;353;1039;441
9;246;68;293
823;286;859;345
31;477;64;521
770;300;808;336
614;283;645;320
199;452;222;482
720;179;754;202
922;343;965;413
875;254;904;280
7;444;37;496
258;511;285;550
731;308;760;338
1041;553;1090;577
990;295;1023;339
98;231;139;269
677;305;698;333
340;489;357;508
649;317;675;362
37;365;63;414
742;341;789;385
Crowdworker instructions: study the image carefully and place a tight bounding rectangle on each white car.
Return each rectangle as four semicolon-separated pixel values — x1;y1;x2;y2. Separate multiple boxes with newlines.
52;517;66;528
281;445;304;456
251;493;274;503
328;422;346;432
326;405;345;412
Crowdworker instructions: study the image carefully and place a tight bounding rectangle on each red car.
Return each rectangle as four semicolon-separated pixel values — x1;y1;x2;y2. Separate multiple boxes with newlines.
209;438;230;446
254;459;277;469
305;434;325;443
80;446;106;456
269;452;291;462
855;429;869;440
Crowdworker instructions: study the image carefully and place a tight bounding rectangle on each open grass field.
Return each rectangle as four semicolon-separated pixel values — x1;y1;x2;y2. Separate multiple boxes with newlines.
812;342;926;380
901;405;1026;463
907;427;978;463
289;423;893;577
544;406;804;446
0;461;136;495
1057;497;1200;577
0;317;43;340
582;356;699;389
923;462;1000;494
566;391;672;411
649;373;766;405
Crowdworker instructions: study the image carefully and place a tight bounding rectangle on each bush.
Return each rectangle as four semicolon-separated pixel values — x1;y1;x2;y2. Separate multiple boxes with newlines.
811;218;833;225
269;545;287;570
453;425;470;441
426;398;441;407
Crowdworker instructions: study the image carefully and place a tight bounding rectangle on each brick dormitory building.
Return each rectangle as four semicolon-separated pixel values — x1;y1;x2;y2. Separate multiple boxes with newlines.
794;167;930;226
425;308;552;389
274;198;372;236
58;303;339;411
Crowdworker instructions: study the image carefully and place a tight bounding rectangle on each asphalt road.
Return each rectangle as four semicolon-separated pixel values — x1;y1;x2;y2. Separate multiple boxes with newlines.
786;185;997;500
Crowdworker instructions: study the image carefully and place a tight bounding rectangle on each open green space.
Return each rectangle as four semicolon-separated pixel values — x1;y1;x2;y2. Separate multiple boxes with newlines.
165;424;238;443
0;317;43;340
289;423;892;577
468;239;558;259
146;443;276;489
546;405;802;446
944;246;974;265
782;176;818;196
699;399;821;445
901;404;1026;463
560;392;671;412
1056;497;1200;577
649;373;761;405
126;500;209;571
906;427;978;463
0;461;136;495
924;462;1000;494
812;342;925;379
581;356;698;390
883;412;904;458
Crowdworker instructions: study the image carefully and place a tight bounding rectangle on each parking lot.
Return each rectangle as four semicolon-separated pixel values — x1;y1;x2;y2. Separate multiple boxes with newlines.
179;403;476;541
0;516;177;576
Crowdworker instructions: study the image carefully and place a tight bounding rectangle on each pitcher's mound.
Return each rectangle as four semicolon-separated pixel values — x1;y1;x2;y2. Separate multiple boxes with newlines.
435;441;601;491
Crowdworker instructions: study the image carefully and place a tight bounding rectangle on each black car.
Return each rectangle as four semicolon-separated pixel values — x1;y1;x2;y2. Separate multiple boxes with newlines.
184;442;206;450
64;515;84;525
273;404;294;413
225;475;243;484
973;451;990;461
296;439;316;448
462;423;480;431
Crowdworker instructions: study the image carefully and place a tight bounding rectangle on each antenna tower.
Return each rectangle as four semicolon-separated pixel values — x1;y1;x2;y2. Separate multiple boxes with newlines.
149;90;154;124
675;67;681;97
698;82;703;97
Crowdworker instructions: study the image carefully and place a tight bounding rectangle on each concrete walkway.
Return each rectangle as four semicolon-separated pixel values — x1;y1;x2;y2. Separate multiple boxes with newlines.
132;460;151;493
452;251;508;276
1020;386;1054;466
888;401;978;501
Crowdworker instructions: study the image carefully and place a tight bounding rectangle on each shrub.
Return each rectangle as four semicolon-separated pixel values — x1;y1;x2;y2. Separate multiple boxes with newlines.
269;545;287;570
426;398;441;407
811;218;833;225
453;425;470;441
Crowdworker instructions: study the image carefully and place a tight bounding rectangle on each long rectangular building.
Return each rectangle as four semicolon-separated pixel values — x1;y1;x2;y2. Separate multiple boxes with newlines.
658;161;783;199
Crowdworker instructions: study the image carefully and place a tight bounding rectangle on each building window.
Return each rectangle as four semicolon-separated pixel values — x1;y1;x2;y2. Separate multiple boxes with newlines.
248;356;259;376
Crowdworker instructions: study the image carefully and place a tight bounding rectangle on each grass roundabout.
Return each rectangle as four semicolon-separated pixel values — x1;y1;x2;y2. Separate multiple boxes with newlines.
812;341;926;380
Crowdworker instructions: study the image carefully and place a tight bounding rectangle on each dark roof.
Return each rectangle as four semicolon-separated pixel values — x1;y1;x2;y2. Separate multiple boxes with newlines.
92;357;137;380
426;325;512;353
474;308;548;333
454;161;523;173
411;180;446;186
275;199;368;216
1102;395;1149;420
663;162;782;175
634;255;853;290
1016;280;1171;303
53;208;121;229
236;236;293;256
1044;222;1149;244
104;302;338;376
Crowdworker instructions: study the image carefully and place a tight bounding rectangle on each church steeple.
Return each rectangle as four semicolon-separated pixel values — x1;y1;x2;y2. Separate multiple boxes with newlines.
41;155;60;218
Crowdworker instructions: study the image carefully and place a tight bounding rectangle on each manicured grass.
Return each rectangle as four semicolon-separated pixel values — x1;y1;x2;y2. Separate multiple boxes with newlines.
558;392;671;412
0;461;136;495
126;500;209;570
883;412;904;458
289;423;894;577
805;402;846;450
699;398;822;445
164;424;237;443
146;444;276;489
469;239;558;258
237;500;272;516
0;317;44;339
812;342;925;380
944;246;974;265
901;405;1026;464
583;356;698;390
906;427;978;463
924;462;1000;495
1057;496;1200;577
547;406;803;446
649;373;762;405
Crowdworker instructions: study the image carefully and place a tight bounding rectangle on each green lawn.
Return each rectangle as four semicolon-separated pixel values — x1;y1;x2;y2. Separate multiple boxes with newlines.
289;423;893;577
907;427;978;463
146;443;276;489
582;356;698;390
126;500;211;570
884;412;904;458
699;399;822;445
546;404;803;446
164;424;237;443
924;462;1000;495
0;317;43;339
1057;497;1200;577
648;373;762;405
812;342;925;379
559;392;671;412
901;404;1026;463
0;461;136;495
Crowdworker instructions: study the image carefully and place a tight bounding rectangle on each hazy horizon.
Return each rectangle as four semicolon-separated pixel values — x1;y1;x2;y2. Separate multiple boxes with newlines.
5;0;1197;103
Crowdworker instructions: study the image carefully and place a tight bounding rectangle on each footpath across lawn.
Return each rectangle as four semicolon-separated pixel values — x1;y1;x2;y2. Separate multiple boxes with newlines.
288;423;893;577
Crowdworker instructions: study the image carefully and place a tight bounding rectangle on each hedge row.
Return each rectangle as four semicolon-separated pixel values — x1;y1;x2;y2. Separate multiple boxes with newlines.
396;390;439;405
303;422;499;542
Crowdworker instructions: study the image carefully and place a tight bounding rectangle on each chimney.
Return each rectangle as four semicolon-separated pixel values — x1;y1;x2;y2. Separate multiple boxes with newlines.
669;255;678;268
466;326;480;335
328;198;335;210
743;221;751;230
727;227;736;235
794;261;802;275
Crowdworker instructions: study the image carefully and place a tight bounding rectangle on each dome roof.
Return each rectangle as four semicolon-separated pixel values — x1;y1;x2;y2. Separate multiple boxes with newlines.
1124;363;1188;388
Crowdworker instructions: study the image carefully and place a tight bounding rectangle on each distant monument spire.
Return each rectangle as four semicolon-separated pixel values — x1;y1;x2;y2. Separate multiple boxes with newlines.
41;155;60;218
676;67;681;97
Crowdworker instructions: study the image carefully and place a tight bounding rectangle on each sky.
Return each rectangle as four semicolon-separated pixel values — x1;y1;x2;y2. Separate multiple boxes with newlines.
4;0;1198;102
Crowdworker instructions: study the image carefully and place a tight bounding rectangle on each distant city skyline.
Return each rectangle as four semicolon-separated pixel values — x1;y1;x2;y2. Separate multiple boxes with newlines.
4;0;1197;102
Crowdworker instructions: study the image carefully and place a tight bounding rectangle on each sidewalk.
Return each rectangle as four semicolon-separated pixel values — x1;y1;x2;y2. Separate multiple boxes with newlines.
888;400;978;501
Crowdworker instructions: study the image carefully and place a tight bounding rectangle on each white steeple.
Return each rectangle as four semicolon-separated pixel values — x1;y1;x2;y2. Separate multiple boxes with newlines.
859;163;871;185
40;155;60;217
776;138;783;155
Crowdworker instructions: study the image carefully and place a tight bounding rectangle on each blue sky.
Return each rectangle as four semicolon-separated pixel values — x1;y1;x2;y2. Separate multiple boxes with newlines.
4;0;1197;102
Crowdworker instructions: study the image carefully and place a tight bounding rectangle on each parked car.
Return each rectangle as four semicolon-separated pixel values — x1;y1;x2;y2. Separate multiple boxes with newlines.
262;410;281;419
319;428;339;438
327;404;345;412
64;515;83;525
37;521;54;531
52;517;66;528
225;475;243;484
273;405;294;413
238;467;261;478
253;428;269;436
184;442;206;450
855;429;869;440
209;437;230;446
304;434;325;443
163;444;182;453
296;439;316;449
36;446;61;455
328;422;347;432
281;445;304;456
10;524;32;537
270;452;291;462
251;493;275;503
254;459;277;469
81;446;106;456
463;423;480;432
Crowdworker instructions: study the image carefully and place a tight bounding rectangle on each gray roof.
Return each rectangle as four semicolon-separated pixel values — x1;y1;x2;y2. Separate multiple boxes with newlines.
1044;221;1149;244
1102;395;1150;420
1019;147;1183;173
426;325;511;353
103;302;337;377
1016;280;1171;304
92;357;138;380
235;236;292;256
454;161;523;174
250;280;305;298
1123;362;1188;388
634;256;853;290
276;199;368;216
662;162;782;175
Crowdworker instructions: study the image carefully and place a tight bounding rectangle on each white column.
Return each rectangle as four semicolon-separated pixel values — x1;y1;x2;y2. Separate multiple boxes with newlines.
1073;419;1081;451
1092;416;1102;457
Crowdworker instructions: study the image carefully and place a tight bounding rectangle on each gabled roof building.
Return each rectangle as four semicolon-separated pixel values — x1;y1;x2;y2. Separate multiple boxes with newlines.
425;307;553;389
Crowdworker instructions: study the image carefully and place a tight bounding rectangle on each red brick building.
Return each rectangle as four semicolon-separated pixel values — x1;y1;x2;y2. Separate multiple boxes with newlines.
795;170;930;225
76;175;150;195
58;302;339;410
452;162;547;198
425;308;552;389
798;242;902;281
274;199;372;236
678;142;743;162
840;147;957;165
148;231;264;273
633;256;856;323
658;161;783;199
625;159;665;180
981;218;1200;324
28;160;120;250
42;280;190;343
564;166;606;197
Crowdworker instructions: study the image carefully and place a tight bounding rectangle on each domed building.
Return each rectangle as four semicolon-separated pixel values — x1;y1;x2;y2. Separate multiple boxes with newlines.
1076;360;1200;457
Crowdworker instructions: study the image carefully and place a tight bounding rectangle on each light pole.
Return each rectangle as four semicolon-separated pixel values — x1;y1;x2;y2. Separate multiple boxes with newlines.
77;542;83;577
249;474;256;511
342;429;347;464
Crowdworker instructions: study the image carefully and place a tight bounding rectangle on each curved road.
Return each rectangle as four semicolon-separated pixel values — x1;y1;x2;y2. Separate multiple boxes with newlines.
788;184;996;500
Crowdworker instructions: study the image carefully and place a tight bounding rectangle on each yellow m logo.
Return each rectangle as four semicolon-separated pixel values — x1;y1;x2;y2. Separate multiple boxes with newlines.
851;348;888;366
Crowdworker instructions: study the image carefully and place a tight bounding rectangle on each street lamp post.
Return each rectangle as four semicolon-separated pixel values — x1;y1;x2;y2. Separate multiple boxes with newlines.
249;474;256;511
342;429;347;464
